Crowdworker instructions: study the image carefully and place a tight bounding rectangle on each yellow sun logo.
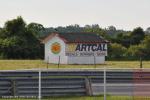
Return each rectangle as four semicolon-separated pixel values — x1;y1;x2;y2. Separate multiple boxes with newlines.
51;42;61;54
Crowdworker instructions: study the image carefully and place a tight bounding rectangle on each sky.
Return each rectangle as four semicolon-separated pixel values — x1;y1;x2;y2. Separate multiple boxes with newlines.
0;0;150;30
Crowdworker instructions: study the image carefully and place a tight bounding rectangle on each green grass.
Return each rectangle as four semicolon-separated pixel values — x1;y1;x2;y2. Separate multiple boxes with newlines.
0;60;150;70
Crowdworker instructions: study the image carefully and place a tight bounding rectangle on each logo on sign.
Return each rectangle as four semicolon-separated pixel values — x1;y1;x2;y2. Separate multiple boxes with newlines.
51;42;61;54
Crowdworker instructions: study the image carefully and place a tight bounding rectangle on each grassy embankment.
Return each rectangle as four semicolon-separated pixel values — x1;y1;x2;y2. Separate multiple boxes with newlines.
0;60;150;70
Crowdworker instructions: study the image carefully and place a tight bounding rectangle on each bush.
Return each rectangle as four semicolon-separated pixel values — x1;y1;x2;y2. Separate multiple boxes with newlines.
108;43;127;60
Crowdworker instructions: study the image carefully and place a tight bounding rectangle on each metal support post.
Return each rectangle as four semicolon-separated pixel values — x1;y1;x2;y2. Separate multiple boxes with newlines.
47;56;49;69
104;68;106;100
58;56;60;68
94;55;96;68
38;70;41;100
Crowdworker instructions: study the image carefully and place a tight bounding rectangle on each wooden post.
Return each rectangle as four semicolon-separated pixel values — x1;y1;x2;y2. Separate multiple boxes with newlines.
140;57;143;69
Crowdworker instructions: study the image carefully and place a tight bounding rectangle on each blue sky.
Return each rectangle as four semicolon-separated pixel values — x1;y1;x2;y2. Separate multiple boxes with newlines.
0;0;150;30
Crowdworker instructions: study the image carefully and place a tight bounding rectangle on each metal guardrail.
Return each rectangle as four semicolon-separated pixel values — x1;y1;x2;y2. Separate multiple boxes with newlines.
0;69;150;98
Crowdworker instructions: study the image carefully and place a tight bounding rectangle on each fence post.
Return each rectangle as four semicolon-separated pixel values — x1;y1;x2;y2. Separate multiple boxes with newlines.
58;56;60;68
104;68;106;100
47;56;49;69
85;77;92;96
94;55;96;68
38;70;41;100
11;80;16;97
140;57;143;69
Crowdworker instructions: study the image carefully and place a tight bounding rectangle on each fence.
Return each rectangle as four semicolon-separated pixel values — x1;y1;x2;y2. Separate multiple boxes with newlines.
0;69;150;100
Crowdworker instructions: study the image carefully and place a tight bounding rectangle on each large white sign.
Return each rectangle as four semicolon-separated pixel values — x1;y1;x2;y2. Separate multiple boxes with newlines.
65;43;107;56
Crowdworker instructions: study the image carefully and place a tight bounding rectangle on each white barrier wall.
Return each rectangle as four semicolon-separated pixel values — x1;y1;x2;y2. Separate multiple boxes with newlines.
68;56;105;64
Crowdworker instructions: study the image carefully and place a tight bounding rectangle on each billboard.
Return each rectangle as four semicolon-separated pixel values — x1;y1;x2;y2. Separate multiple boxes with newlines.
65;43;107;56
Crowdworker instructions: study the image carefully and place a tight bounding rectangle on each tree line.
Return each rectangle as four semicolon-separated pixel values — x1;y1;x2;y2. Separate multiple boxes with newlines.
0;16;150;60
0;17;44;59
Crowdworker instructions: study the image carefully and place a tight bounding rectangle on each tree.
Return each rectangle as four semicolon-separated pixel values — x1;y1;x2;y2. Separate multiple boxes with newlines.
146;27;150;34
27;23;45;38
107;26;116;31
4;16;26;37
112;32;131;48
0;16;43;59
141;36;150;59
84;24;106;36
108;43;127;59
130;27;145;45
127;36;150;60
65;24;83;33
105;26;117;36
127;45;144;59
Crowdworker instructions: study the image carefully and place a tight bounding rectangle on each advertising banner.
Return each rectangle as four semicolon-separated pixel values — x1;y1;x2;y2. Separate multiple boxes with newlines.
65;43;107;56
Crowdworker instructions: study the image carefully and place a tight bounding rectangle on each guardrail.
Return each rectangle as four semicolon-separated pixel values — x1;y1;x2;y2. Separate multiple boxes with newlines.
0;69;150;99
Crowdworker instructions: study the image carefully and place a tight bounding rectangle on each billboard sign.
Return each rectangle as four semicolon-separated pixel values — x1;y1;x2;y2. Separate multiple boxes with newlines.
65;43;107;56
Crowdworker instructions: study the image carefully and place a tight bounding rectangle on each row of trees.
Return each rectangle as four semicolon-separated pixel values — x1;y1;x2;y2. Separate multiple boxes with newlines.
108;27;150;60
0;17;44;59
0;16;150;60
79;25;150;60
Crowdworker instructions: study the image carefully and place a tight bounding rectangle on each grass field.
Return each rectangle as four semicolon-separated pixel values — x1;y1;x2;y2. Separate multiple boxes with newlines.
0;60;150;70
